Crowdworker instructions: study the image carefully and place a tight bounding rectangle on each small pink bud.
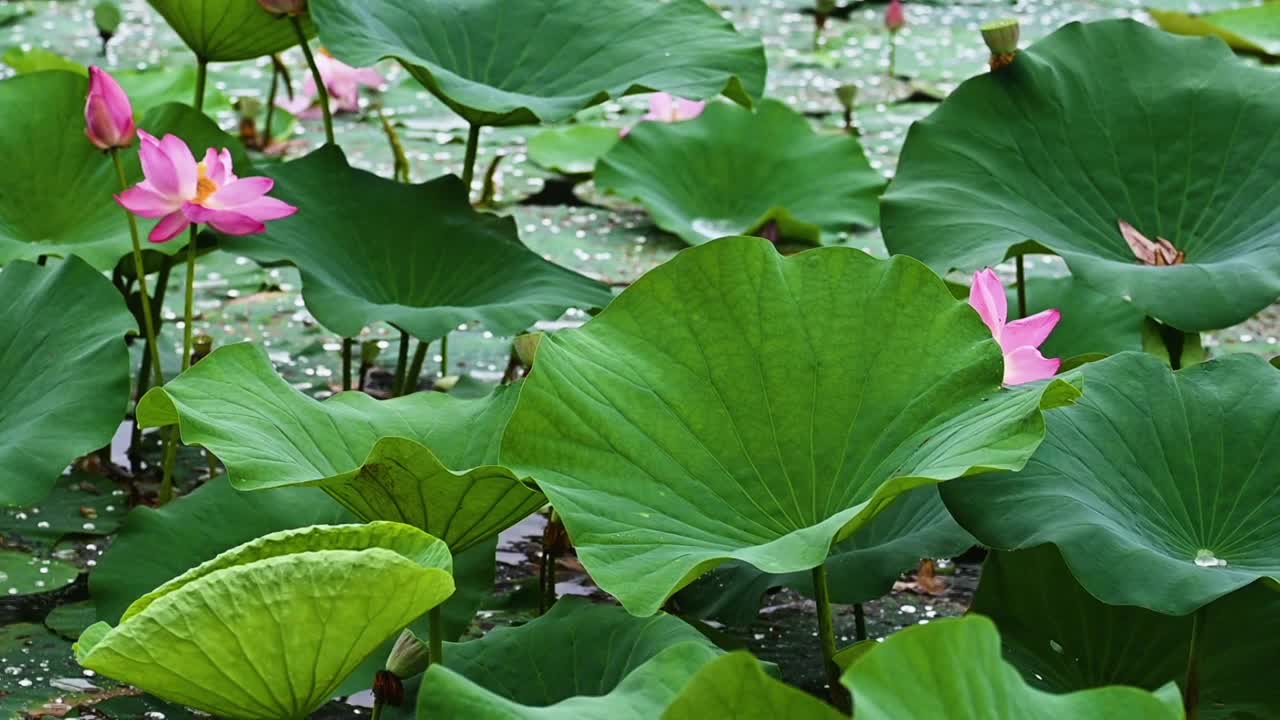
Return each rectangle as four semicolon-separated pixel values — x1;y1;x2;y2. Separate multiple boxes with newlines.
885;0;906;32
257;0;306;16
84;67;136;150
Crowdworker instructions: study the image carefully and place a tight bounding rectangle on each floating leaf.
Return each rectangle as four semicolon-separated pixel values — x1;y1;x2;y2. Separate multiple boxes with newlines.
220;146;612;342
973;545;1280;720
675;486;973;624
77;522;455;720
662;652;844;720
597;100;883;246
943;351;1280;614
145;0;311;62
137;342;545;552
501;236;1078;615
308;0;766;126
0;259;132;507
0;473;128;542
882;20;1280;331
0;72;250;268
1150;4;1280;57
419;597;721;719
842;616;1184;719
0;550;78;597
528;125;621;176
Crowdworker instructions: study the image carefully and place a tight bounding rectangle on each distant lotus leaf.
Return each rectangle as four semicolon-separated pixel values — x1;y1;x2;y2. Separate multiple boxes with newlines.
501;236;1079;615
842;616;1184;719
943;351;1280;615
145;0;312;62
76;522;455;720
220;146;612;342
1150;4;1280;56
973;545;1280;720
674;486;974;625
597;100;884;246
308;0;765;126
418;597;722;719
137;342;545;552
0;258;133;506
528;125;621;176
882;20;1280;332
0;71;250;268
662;652;845;720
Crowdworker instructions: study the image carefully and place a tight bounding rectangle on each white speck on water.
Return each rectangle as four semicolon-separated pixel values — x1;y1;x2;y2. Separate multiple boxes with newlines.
1049;640;1064;654
900;604;917;614
1194;550;1227;568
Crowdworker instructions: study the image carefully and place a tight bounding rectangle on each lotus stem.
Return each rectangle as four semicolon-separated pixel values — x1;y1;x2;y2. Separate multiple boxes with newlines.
1183;607;1205;719
429;606;444;667
181;228;198;372
1015;254;1027;319
158;429;178;504
853;602;867;642
379;110;412;183
36;255;47;266
462;123;481;197
370;701;384;720
263;57;281;149
392;329;410;397
110;150;165;392
439;334;450;377
293;16;335;146
341;338;353;391
812;564;849;712
194;57;207;111
403;340;430;395
887;32;898;78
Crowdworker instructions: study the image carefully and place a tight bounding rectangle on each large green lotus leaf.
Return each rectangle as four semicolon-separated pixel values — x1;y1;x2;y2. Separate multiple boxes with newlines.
943;351;1280;615
145;0;312;62
418;597;722;719
881;20;1280;332
661;652;844;720
500;236;1079;616
76;522;455;720
0;71;251;268
137;342;545;551
596;100;884;247
842;616;1184;719
0;258;133;506
528;125;621;176
973;545;1280;720
220;146;612;341
89;478;494;696
674;485;974;625
1150;5;1280;57
308;0;765;127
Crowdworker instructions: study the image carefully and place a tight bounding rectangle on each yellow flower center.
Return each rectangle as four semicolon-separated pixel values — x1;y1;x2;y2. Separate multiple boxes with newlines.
194;161;218;204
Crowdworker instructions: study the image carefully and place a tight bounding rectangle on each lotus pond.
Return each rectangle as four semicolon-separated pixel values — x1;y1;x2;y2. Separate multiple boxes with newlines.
1;0;1279;718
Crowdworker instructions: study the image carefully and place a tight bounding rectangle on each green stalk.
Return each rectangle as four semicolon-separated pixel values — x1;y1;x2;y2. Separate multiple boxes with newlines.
181;228;198;372
1183;607;1206;720
813;564;849;712
439;334;450;377
391;329;410;397
263;57;281;148
1015;254;1027;319
461;123;481;195
888;31;898;77
194;57;208;111
853;602;867;642
292;17;335;146
341;338;353;391
110;150;164;391
402;340;430;395
429;606;444;667
379;109;412;183
370;701;384;720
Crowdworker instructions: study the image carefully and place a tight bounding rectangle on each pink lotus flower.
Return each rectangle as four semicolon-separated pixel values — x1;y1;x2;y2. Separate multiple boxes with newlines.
257;0;306;15
885;0;906;32
280;50;384;117
116;131;297;243
968;268;1061;385
621;93;706;137
84;67;136;150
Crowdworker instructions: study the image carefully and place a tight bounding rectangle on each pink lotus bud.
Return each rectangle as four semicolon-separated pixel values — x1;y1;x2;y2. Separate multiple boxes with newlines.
84;67;136;150
885;0;906;32
257;0;306;16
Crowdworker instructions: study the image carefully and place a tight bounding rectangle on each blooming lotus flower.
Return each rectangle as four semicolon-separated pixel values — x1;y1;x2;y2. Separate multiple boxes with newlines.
257;0;306;15
620;93;706;137
116;131;297;243
280;50;384;117
84;67;136;150
885;0;906;32
968;268;1061;385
